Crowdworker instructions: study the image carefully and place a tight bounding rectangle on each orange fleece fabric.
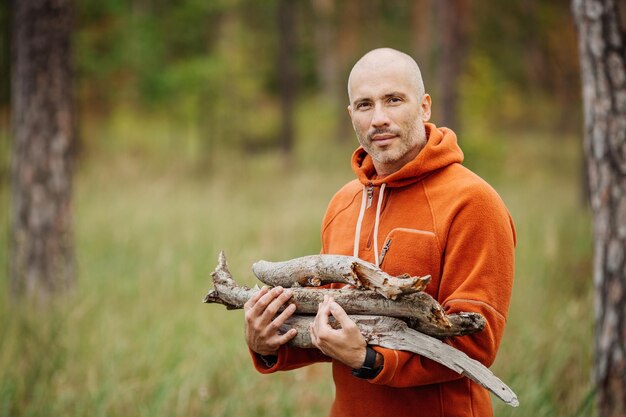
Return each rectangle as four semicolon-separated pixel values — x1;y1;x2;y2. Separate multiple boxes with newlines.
250;123;516;417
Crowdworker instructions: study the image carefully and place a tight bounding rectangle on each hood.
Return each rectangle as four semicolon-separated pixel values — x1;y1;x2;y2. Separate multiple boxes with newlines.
351;123;464;187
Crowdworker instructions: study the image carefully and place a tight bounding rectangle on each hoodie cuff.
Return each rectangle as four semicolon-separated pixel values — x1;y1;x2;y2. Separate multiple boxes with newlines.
249;345;289;374
367;346;400;385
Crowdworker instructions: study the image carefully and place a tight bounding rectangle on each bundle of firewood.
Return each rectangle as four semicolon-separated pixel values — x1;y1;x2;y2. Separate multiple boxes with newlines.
203;251;518;407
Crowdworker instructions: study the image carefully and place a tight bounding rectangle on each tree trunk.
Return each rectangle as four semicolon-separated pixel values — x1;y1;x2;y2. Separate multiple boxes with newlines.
277;0;297;159
312;0;338;97
437;0;469;132
410;0;433;86
10;0;75;300
572;1;626;416
334;0;359;143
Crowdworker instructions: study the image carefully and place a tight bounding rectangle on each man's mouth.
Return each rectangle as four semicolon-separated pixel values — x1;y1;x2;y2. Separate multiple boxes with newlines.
370;133;397;145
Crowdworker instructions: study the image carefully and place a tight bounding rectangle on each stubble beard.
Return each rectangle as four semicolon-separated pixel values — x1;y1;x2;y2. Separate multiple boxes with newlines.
358;123;426;166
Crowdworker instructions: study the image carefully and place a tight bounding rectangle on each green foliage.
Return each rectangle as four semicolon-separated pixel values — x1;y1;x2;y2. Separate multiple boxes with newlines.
490;134;594;417
76;0;281;154
68;0;584;161
465;1;581;131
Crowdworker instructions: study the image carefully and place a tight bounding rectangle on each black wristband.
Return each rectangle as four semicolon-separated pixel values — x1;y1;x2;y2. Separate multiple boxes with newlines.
351;346;381;379
259;354;278;368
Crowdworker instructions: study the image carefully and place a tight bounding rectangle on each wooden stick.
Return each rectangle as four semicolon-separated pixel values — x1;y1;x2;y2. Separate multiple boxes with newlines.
253;254;431;300
203;252;519;407
209;252;483;337
280;314;519;407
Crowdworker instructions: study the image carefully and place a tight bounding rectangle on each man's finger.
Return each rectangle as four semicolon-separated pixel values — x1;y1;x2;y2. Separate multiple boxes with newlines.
329;300;354;328
309;322;320;348
312;302;322;328
244;286;268;310
276;328;298;346
318;298;332;327
261;288;293;321
250;286;283;316
271;303;297;329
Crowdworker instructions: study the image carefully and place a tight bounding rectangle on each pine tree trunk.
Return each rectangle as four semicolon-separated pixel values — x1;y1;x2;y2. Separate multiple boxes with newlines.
410;0;433;85
10;0;75;301
277;0;297;158
334;0;359;143
312;0;337;98
437;0;469;132
572;1;626;415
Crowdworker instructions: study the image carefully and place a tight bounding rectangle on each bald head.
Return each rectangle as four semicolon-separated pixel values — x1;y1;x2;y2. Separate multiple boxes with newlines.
348;48;425;104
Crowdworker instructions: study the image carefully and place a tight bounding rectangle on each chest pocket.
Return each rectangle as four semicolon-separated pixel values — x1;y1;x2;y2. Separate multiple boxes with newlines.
379;228;442;298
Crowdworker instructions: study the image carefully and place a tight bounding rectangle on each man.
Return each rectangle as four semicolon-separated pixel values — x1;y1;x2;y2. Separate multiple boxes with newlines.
244;48;515;417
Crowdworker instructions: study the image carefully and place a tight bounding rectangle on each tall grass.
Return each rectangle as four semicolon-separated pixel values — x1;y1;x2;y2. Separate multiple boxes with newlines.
0;108;594;416
490;134;594;417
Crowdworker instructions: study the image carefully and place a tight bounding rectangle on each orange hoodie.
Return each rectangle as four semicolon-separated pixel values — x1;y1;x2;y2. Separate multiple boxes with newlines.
251;123;516;417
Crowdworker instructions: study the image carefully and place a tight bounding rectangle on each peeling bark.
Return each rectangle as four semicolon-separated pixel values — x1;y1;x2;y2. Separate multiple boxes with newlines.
203;252;518;407
280;314;518;407
253;255;431;300
212;252;485;337
573;1;626;415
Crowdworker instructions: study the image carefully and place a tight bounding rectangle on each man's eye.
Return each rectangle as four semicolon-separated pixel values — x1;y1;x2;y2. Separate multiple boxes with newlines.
388;97;402;104
357;103;371;110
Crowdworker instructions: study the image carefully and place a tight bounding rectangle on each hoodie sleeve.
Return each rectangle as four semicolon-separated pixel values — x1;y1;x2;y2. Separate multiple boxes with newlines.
367;182;516;388
250;345;331;374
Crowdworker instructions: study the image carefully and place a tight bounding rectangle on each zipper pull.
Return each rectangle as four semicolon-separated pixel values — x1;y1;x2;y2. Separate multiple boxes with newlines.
366;185;374;209
378;238;392;266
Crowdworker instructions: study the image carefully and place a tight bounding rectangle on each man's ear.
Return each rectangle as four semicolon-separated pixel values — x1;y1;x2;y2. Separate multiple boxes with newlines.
347;105;353;119
421;94;432;122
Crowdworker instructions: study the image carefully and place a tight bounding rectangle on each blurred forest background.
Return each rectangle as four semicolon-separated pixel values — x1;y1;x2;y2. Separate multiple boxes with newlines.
0;0;597;416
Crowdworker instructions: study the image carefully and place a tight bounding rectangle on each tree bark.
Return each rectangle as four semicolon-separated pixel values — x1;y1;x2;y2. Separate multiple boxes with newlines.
10;0;75;300
277;0;296;159
410;0;433;86
279;315;518;407
203;252;518;407
311;0;338;97
437;0;469;132
253;255;431;299
206;252;486;337
333;0;359;143
572;1;626;416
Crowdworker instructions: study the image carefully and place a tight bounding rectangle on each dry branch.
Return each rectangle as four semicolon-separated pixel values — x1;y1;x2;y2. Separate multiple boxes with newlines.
253;254;431;300
280;314;518;407
210;253;483;337
203;251;518;407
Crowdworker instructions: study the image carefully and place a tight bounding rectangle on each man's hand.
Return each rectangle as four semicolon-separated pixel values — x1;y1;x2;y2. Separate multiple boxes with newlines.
309;294;367;369
244;286;298;356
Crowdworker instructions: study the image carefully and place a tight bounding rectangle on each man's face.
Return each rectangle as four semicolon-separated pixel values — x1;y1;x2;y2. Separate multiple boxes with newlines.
348;63;431;175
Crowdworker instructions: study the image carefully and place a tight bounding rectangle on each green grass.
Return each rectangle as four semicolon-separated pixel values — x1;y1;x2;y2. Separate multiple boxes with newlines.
491;135;594;417
0;112;594;416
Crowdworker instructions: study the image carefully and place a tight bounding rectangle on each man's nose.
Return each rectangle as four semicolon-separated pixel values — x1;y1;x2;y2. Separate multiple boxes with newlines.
371;104;390;128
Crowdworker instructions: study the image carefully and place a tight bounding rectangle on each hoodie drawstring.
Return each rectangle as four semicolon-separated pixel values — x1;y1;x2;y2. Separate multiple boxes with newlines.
353;183;387;267
353;185;368;259
373;183;386;266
